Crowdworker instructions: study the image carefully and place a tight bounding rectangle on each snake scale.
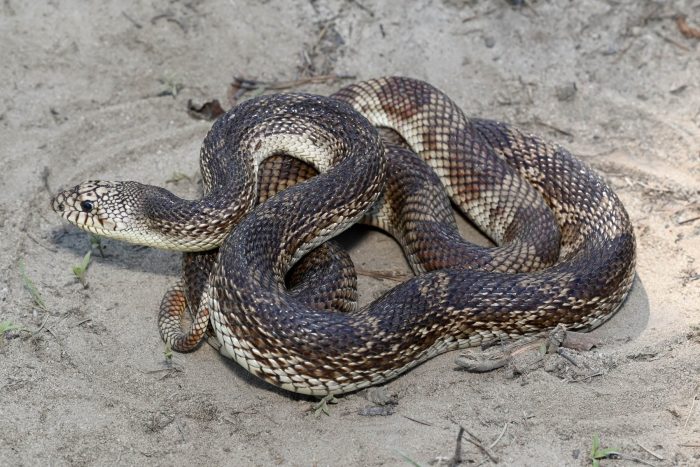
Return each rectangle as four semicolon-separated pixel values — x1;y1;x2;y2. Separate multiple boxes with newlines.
51;77;636;395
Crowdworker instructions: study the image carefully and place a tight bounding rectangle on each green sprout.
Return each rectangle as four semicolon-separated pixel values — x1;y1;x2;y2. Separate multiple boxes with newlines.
0;321;25;334
164;342;173;361
72;251;92;288
90;234;105;257
313;394;338;416
590;434;619;467
395;450;424;467
18;260;48;312
158;75;184;98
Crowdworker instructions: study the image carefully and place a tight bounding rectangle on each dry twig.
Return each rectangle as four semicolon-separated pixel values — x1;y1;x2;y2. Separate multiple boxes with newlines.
684;393;698;428
676;15;700;39
400;414;433;427
447;426;464;467
462;425;499;463
228;74;355;106
636;441;664;460
355;268;412;282
655;31;691;51
567;372;603;384
678;215;700;225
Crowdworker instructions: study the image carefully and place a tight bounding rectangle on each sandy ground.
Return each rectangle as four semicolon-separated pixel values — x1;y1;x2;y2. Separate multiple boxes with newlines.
1;0;699;465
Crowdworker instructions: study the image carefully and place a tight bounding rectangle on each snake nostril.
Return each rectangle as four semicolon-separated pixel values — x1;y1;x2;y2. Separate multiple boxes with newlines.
51;196;64;212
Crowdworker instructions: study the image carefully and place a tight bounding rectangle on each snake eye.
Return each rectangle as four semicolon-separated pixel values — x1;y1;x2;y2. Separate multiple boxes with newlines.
80;200;94;213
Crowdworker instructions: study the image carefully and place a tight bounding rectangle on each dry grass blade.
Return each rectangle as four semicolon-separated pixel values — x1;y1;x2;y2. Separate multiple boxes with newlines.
401;415;433;427
636;441;664;460
684;393;698;428
394;450;424;467
355;267;412;282
489;423;508;449
462;425;499;463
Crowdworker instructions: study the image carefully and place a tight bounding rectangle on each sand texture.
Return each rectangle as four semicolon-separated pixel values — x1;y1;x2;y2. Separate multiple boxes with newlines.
1;1;699;465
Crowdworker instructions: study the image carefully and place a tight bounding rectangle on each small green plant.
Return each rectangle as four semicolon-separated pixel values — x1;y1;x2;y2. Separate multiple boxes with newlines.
395;450;424;467
72;251;92;288
590;434;619;467
0;320;25;334
313;394;338;416
164;342;173;361
158;75;184;98
18;260;48;312
0;320;25;344
90;234;105;257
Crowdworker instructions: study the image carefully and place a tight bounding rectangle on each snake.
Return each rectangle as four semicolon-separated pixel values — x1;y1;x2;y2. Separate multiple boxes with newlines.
51;77;636;396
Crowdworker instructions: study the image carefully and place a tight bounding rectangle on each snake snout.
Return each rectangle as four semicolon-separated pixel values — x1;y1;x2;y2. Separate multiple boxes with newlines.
51;183;93;215
51;192;67;213
51;187;81;216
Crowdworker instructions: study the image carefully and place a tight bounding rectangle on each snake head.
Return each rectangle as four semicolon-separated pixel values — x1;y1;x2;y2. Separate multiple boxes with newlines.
51;180;216;251
51;180;149;239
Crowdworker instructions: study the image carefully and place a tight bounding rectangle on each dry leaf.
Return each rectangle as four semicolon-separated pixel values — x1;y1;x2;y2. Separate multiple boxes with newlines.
676;15;700;39
186;99;225;121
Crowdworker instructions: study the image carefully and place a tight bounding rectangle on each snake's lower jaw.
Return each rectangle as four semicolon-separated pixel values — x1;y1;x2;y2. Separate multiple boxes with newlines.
51;203;121;238
97;218;119;231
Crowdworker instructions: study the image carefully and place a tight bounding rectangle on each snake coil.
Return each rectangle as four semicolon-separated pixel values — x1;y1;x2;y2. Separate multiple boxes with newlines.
52;77;636;395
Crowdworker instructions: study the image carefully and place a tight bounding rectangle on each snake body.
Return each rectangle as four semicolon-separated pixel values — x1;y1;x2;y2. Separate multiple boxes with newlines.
51;77;636;395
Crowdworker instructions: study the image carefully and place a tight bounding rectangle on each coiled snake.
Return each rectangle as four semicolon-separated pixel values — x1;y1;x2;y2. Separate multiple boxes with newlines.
51;77;636;395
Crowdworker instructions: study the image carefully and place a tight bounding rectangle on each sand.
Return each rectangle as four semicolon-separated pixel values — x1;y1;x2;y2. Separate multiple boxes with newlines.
1;0;699;465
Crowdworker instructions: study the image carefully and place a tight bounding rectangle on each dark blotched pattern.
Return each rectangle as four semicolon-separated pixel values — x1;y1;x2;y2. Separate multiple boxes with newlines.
205;78;636;395
54;77;635;394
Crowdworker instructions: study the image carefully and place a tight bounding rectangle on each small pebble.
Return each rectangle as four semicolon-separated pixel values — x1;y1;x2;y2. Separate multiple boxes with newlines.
366;386;397;406
358;405;396;417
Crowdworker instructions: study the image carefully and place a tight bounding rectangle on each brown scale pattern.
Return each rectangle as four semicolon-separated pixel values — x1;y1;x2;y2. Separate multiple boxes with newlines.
51;77;635;395
206;78;635;395
336;77;563;271
160;157;361;350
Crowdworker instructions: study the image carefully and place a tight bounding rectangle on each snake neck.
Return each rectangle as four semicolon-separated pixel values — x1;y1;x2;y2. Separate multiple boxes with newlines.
141;157;257;252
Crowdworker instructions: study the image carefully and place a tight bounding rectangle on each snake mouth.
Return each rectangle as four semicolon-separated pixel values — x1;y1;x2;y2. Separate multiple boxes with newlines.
51;189;120;233
58;210;119;232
